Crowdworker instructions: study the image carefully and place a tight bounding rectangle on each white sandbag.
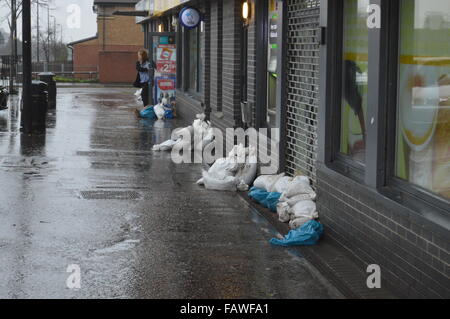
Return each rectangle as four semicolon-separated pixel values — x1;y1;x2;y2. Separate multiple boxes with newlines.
237;181;250;192
173;126;194;139
160;139;179;151
152;139;180;152
280;192;316;205
283;176;315;199
201;128;215;150
253;173;285;192
193;118;210;132
202;171;237;191
233;152;257;186
194;126;214;152
208;158;240;180
289;200;317;219
274;176;294;194
196;113;207;121
227;144;248;163
277;202;291;223
289;216;314;230
154;103;165;120
173;138;192;151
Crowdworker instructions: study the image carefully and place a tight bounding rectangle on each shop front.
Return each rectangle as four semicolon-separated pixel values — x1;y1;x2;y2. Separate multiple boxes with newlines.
318;0;450;298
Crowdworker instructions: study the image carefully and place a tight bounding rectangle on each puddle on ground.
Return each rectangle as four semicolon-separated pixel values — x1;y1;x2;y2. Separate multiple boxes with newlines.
94;239;140;255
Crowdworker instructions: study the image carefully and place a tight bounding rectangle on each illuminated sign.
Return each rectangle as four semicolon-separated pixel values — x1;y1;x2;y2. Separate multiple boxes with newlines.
179;7;201;29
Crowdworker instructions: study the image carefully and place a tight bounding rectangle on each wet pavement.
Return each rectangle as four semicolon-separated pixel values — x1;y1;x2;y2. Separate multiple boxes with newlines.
0;88;342;299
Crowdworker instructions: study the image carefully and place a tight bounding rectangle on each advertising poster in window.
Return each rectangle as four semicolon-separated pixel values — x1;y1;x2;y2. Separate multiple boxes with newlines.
396;0;450;199
155;76;176;102
156;44;177;76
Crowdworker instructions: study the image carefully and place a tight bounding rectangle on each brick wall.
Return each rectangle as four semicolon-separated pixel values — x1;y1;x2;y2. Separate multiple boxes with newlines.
97;6;144;47
317;168;450;298
98;50;139;83
73;44;100;78
73;43;141;82
71;4;144;83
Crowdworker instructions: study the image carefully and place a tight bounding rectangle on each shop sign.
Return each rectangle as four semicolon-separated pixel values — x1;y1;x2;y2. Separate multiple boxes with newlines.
179;7;201;29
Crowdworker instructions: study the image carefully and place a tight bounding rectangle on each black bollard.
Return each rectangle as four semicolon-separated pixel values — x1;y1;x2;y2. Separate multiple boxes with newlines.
31;81;48;132
38;72;57;109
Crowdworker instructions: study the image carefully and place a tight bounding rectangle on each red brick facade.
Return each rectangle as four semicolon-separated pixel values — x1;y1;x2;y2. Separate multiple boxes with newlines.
70;4;144;83
98;50;138;83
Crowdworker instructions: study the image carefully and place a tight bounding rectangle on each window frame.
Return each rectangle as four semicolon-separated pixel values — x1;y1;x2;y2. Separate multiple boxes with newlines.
186;25;203;97
320;0;450;216
381;0;450;214
324;0;367;183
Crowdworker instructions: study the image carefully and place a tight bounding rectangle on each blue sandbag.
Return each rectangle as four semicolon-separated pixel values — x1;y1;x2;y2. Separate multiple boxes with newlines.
248;187;270;203
140;106;156;119
270;220;324;247
164;109;174;119
248;187;281;212
261;192;282;212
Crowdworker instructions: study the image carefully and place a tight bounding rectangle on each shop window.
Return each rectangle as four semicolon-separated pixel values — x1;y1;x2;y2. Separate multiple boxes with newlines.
339;0;369;165
241;22;248;105
187;23;203;95
266;0;280;128
395;0;450;200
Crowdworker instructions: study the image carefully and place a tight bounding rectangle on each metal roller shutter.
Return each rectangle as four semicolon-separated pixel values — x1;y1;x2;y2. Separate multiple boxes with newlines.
285;0;321;186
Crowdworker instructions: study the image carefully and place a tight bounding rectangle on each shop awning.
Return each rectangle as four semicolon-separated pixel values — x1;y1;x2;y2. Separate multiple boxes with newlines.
130;0;194;24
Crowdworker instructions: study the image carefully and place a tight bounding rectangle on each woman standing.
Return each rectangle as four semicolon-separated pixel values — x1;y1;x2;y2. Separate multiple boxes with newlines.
135;49;155;107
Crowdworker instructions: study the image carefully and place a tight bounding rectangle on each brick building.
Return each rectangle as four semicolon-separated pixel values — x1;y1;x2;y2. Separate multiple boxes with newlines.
134;0;450;298
68;0;144;83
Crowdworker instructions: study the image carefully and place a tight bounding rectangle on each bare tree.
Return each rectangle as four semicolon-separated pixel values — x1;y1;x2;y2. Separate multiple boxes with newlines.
1;0;24;93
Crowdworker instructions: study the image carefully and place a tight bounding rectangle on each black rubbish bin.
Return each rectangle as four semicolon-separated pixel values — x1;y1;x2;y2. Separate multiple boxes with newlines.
0;86;8;109
38;72;56;109
31;80;48;131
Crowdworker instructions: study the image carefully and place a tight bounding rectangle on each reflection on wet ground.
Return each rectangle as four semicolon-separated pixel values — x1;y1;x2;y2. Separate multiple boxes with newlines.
0;88;341;299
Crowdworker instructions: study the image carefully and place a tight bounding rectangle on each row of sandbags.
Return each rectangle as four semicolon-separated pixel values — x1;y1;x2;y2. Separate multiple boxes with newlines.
153;114;213;152
250;173;318;230
196;144;258;192
138;97;175;120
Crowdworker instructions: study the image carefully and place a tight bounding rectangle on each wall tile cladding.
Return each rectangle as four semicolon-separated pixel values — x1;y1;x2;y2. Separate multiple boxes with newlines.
218;0;243;130
210;0;223;116
246;0;257;128
317;169;450;298
177;0;245;131
203;2;211;115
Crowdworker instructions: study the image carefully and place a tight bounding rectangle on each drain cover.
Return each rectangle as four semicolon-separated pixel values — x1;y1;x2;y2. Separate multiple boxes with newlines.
79;190;141;200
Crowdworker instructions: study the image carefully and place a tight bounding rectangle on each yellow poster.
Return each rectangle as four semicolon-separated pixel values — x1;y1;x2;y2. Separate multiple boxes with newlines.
397;0;450;198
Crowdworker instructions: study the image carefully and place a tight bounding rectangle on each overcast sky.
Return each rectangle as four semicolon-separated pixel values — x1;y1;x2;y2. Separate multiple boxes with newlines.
1;0;98;43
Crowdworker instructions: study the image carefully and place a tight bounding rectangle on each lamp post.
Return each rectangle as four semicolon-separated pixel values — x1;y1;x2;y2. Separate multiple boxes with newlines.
37;0;40;63
9;0;17;95
22;0;32;133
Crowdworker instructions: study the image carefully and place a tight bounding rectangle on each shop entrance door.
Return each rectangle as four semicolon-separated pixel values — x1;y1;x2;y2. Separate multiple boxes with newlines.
147;32;177;104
